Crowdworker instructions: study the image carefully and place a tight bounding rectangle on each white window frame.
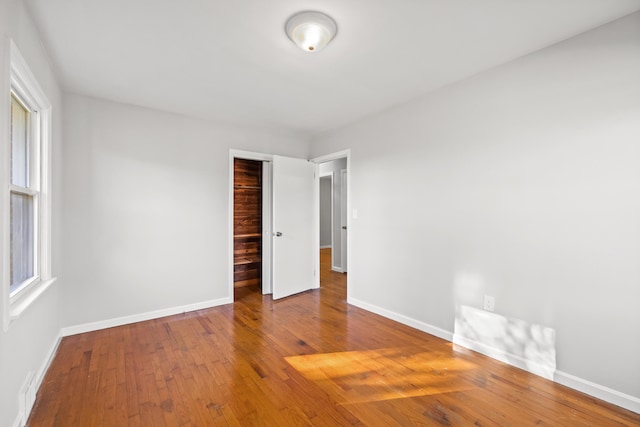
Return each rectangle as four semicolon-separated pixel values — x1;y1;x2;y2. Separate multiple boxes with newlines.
2;39;55;330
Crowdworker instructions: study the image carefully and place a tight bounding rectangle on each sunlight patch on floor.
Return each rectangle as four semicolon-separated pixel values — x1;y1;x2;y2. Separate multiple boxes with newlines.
286;346;478;404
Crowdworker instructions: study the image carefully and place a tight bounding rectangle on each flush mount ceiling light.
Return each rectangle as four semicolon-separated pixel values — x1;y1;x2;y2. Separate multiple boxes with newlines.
285;11;337;53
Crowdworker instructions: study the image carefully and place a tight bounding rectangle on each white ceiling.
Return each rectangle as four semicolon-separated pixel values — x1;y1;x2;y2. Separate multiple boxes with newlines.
26;0;640;134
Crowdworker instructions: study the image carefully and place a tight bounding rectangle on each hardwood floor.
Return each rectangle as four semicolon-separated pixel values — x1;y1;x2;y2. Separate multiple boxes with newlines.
28;249;639;426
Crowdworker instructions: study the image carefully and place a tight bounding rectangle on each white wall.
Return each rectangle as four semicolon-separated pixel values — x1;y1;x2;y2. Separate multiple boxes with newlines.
319;158;347;270
0;1;63;426
61;94;309;328
310;12;640;406
319;176;332;247
2;2;638;422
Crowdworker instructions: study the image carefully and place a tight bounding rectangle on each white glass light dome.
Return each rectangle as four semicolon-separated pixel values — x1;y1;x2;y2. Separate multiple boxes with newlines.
286;11;337;53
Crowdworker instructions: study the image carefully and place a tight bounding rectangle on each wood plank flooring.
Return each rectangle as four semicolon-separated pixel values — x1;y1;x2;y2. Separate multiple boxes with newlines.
28;249;640;426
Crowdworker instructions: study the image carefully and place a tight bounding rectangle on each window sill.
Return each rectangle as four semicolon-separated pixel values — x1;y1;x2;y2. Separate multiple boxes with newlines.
8;277;57;324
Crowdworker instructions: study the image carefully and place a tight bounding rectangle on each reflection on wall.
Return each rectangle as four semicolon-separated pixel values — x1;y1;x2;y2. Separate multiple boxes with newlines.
454;305;556;380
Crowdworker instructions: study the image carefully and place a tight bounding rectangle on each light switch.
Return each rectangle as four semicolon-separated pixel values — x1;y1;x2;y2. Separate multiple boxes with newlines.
352;209;358;219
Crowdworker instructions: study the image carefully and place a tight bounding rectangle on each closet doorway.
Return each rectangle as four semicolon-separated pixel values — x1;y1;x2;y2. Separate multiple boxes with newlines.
233;158;263;295
229;150;316;302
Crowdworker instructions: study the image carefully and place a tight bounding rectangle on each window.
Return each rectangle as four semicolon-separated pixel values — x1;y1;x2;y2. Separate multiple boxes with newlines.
3;39;54;328
10;92;37;295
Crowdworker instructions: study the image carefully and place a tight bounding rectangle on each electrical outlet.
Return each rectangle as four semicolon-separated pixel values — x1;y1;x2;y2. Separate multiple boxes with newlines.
483;295;495;312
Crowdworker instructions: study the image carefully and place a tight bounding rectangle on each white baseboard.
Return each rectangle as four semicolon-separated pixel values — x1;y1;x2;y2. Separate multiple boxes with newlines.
554;370;640;414
60;297;232;337
12;411;21;427
346;296;639;415
319;245;332;249
331;266;344;273
12;333;62;427
452;334;554;380
36;334;62;390
347;296;452;342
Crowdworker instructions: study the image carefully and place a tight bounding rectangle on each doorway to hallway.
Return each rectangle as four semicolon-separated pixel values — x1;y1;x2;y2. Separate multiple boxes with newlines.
317;156;348;274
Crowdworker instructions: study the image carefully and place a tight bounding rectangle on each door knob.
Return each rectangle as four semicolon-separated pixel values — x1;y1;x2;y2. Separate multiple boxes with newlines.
275;231;283;237
342;226;347;230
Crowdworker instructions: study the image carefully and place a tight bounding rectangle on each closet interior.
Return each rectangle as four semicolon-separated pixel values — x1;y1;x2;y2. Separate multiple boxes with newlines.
233;158;262;289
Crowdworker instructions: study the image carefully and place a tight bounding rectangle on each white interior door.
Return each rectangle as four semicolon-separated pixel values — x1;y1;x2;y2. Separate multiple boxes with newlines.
272;155;316;299
340;169;348;273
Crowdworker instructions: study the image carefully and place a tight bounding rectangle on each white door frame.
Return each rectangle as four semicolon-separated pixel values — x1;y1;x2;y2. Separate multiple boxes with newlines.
261;161;273;295
340;168;348;273
319;172;334;251
311;150;351;292
228;149;274;301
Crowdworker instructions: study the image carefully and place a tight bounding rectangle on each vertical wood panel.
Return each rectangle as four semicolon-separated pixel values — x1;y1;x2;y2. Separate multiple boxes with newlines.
234;158;262;288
